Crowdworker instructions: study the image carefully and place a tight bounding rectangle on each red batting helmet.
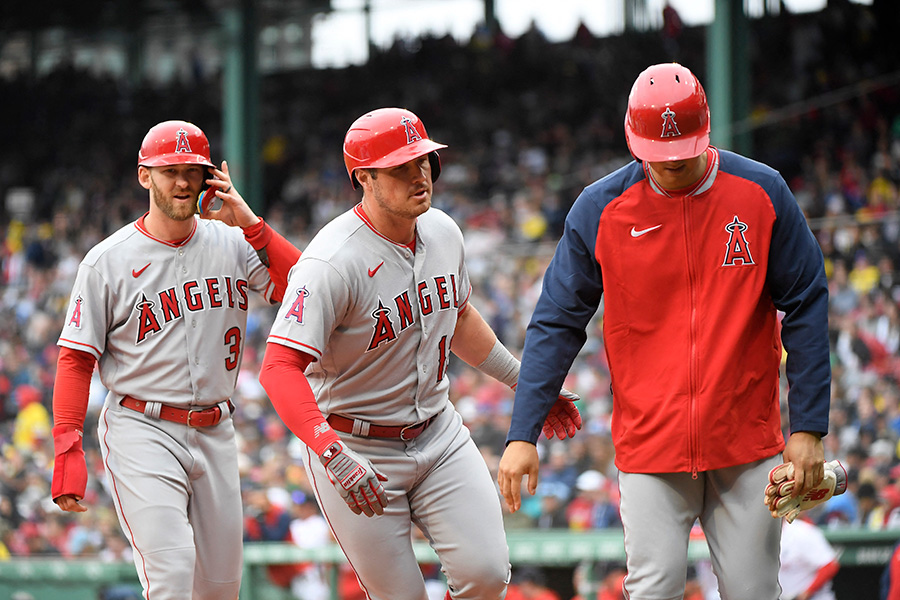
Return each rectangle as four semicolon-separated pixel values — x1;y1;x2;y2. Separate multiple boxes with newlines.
624;63;710;162
137;120;214;168
343;108;447;189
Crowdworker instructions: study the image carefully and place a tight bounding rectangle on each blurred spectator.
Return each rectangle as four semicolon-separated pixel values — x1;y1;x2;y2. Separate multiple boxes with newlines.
506;566;561;600
287;491;332;600
858;481;889;529
243;486;304;591
683;565;705;600
571;561;626;600
11;385;49;453
779;516;840;600
565;470;620;531
534;481;571;529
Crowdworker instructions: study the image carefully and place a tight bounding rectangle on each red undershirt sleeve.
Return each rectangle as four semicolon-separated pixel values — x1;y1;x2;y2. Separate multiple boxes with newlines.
52;347;96;431
259;342;339;456
243;218;303;303
888;546;900;600
804;559;839;597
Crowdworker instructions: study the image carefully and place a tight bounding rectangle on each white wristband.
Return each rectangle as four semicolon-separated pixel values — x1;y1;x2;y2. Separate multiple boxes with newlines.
475;339;520;388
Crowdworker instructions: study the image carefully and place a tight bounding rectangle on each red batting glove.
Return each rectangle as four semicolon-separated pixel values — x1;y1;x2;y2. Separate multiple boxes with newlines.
51;424;88;502
542;388;583;440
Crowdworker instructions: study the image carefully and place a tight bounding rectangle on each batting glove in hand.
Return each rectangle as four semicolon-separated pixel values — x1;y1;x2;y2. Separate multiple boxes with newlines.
319;441;388;517
542;388;583;440
764;459;847;523
51;425;88;502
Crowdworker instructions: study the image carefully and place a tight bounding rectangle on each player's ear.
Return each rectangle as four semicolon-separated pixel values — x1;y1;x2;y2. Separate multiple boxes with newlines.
137;166;153;190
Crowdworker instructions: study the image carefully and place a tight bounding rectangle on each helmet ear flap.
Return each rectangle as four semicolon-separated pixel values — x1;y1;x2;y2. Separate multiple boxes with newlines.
428;151;442;184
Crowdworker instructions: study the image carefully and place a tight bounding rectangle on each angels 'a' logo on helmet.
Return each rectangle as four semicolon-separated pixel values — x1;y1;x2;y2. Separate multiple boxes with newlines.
660;108;681;138
400;116;422;145
174;128;193;153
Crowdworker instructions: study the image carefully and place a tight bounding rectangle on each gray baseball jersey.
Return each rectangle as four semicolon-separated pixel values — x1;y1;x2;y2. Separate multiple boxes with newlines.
268;203;470;424
58;214;274;598
59;216;273;403
267;203;510;599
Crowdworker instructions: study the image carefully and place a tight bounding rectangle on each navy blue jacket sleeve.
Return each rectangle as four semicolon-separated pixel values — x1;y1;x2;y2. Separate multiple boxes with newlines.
764;170;831;435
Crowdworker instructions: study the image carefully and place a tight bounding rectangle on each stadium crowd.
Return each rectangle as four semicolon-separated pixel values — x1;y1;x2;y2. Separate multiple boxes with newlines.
1;1;900;597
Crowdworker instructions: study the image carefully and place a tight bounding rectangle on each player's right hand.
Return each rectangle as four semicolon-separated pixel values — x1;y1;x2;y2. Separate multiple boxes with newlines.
51;425;88;512
764;459;847;523
319;441;388;517
497;441;540;513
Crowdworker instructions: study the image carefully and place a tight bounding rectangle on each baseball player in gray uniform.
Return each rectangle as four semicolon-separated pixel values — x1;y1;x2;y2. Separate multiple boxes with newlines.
50;120;301;600
259;107;582;600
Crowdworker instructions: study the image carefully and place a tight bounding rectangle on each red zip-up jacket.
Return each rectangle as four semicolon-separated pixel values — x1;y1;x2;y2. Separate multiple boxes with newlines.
508;148;831;474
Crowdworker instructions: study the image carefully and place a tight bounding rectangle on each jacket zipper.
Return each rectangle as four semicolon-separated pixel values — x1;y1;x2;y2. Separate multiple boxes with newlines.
683;195;700;479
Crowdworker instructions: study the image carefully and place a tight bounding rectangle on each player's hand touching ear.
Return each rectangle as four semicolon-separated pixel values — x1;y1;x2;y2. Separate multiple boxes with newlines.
319;441;388;517
200;161;261;229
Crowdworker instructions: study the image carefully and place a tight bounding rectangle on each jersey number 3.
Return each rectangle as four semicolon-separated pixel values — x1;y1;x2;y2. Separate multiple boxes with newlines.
224;326;242;371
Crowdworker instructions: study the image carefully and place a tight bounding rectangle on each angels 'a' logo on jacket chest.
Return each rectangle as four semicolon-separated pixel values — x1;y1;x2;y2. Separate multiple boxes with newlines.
722;215;755;267
368;273;459;351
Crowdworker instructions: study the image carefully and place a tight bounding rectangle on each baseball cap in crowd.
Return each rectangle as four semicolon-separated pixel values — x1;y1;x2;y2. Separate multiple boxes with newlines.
536;481;571;501
576;470;607;492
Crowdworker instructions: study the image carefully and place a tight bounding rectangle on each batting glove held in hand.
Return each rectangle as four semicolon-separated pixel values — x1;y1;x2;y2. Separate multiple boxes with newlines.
764;459;847;523
319;441;388;517
542;388;583;440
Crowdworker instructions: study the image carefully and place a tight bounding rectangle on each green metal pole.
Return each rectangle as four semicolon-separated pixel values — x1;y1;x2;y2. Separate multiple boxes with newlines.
706;0;733;151
222;0;262;213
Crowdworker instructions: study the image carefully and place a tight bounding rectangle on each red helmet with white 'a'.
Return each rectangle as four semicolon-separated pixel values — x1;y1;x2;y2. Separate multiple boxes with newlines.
624;63;710;162
138;120;215;168
343;108;447;189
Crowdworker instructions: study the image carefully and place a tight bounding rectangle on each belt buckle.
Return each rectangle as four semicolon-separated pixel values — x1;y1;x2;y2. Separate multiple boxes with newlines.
187;408;203;427
399;422;422;441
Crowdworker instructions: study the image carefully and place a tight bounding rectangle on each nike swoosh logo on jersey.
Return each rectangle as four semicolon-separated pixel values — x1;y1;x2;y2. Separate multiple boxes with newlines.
368;261;385;277
630;225;662;237
132;263;151;278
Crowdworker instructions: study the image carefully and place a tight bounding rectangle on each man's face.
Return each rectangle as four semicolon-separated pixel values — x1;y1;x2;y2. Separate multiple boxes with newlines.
646;154;706;191
141;164;206;221
365;155;433;220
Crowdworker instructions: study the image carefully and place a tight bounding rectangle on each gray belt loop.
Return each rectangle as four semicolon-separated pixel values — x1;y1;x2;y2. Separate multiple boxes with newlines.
216;400;232;423
352;419;371;437
143;401;162;420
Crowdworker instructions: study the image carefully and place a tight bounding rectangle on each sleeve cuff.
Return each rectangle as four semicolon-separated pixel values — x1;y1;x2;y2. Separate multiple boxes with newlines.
242;217;270;250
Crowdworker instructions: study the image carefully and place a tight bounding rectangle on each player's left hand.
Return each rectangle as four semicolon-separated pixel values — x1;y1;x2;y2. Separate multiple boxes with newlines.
199;160;261;229
542;388;582;440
